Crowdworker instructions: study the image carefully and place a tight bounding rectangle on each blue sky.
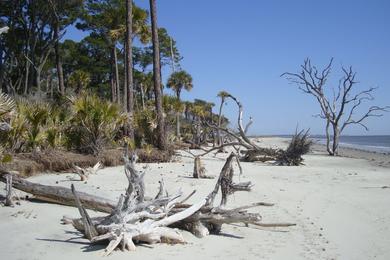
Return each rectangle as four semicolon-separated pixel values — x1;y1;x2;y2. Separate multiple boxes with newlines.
66;0;390;135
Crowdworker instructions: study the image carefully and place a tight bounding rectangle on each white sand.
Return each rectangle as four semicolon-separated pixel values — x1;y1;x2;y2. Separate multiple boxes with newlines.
1;137;390;260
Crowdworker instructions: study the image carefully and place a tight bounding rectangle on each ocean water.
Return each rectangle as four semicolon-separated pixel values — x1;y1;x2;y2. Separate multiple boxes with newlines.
313;135;390;154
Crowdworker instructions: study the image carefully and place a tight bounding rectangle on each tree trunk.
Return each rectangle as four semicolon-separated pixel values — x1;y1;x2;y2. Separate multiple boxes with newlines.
332;124;340;156
110;45;117;103
125;0;134;140
24;60;30;95
150;0;166;150
110;77;116;102
54;23;65;95
176;93;181;139
36;69;41;96
217;98;224;146
325;119;333;155
0;45;4;92
140;83;145;110
114;46;120;104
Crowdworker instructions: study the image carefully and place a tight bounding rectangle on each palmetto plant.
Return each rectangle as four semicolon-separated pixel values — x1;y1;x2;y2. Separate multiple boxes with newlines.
134;107;157;146
1;98;55;152
68;70;91;94
0;93;14;163
18;100;52;151
66;93;126;155
0;92;15;131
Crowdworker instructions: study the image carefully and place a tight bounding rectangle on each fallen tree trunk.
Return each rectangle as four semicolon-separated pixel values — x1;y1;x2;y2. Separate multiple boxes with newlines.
0;170;115;213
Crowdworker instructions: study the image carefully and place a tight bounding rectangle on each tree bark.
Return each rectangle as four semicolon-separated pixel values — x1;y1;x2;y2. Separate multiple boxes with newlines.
114;45;120;104
110;45;117;103
216;98;224;146
54;22;65;95
125;0;134;140
176;92;181;138
332;124;340;156
150;0;166;150
24;60;30;95
325;119;333;155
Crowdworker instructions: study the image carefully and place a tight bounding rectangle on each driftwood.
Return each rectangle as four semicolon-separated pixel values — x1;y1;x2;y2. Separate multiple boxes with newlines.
61;153;293;255
4;174;14;206
73;162;102;181
193;156;213;179
0;153;294;255
197;93;312;165
0;170;115;213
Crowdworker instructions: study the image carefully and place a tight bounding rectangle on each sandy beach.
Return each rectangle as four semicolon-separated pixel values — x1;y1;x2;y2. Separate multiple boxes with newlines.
1;137;390;260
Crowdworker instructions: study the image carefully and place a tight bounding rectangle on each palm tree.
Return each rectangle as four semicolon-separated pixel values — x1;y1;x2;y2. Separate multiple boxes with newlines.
216;91;230;146
166;70;193;138
149;0;166;150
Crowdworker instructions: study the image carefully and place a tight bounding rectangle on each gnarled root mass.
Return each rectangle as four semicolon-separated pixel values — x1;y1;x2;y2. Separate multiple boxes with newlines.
64;152;294;255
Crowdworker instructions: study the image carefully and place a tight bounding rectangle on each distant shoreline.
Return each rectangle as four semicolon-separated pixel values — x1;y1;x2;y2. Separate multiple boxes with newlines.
255;136;390;168
252;135;390;154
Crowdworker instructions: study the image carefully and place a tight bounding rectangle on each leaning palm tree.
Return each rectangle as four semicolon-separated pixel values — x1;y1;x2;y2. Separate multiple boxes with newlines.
166;70;193;138
216;91;230;146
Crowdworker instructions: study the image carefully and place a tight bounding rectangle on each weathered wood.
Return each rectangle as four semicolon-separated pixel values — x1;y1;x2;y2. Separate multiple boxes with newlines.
193;156;213;179
3;151;294;255
0;171;115;213
208;152;252;206
5;174;14;206
71;184;98;240
73;162;102;181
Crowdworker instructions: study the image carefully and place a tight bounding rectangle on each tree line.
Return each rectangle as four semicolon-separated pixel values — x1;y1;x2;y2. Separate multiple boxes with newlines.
0;0;221;153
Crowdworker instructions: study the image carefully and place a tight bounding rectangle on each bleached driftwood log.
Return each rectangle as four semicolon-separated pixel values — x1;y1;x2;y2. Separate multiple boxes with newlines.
73;162;102;181
0;170;115;212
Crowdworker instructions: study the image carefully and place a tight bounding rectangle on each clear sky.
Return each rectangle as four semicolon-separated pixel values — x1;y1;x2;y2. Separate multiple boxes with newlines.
65;0;390;135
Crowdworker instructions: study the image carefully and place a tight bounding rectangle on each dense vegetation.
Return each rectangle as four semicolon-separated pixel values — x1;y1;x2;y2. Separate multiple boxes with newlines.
0;0;230;167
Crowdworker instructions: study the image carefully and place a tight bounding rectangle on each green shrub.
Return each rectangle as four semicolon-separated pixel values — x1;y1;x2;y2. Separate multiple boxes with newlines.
65;92;127;155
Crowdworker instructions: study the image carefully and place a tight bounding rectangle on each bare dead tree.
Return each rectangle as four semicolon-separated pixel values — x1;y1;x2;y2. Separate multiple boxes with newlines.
282;58;389;156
